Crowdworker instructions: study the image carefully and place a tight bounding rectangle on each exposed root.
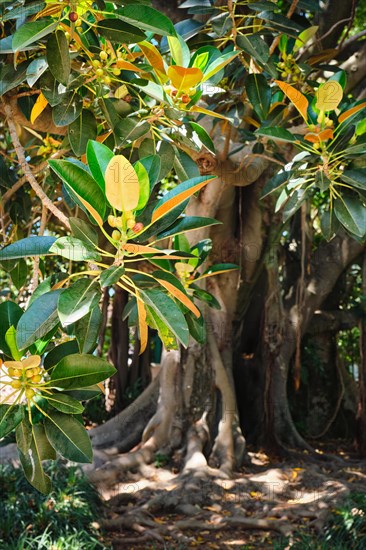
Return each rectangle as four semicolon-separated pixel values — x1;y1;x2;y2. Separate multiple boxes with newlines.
175;516;291;536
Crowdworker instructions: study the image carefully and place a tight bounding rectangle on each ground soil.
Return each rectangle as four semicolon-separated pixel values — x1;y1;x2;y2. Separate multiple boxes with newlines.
97;441;366;549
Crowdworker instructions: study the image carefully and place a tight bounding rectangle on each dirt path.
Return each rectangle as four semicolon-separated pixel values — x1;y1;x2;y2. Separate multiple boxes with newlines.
97;445;366;549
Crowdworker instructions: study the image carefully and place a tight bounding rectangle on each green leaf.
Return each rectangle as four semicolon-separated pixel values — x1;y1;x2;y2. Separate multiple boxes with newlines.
258;10;303;32
116;5;176;36
201;51;240;82
334;196;366;237
63;386;102;401
140;288;189;347
16;290;62;350
186;311;206;344
19;424;55;494
191;287;221;309
58;278;101;327
12;19;57;52
189;122;215;153
46;393;84;414
157;141;175;180
75;306;102;354
245;74;271;120
255;126;297;142
0;301;23;357
320;210;340;241
261;170;291;198
200;263;239;277
341;170;366;191
0;61;30;96
26;57;48;87
44;412;92;463
16;417;32;455
10;259;27;290
50;354;116;389
135;161;150;210
97;19;146;43
138;155;161;188
0;405;24;439
52;92;82;127
294;25;318;51
86;140;114;192
283;188;307;222
100;265;125;288
0;236;56;260
5;326;21;360
49;159;106;225
168;34;190;67
50;236;101;262
43;340;79;371
69;217;98;248
68;110;97;157
236;33;270;66
46;30;70;86
157;216;220;240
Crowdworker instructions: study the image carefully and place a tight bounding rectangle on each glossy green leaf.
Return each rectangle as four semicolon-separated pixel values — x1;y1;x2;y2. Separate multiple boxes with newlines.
341;170;366;191
5;326;21;360
46;30;70;86
157;141;175;180
19;424;55;494
334;196;366;237
97;19;146;43
100;265;125;288
236;34;270;66
191;286;221;309
49;160;106;225
16;290;62;350
69;218;98;248
86;140;114;192
68;110;97;157
46;393;84;414
157;216;220;240
138;155;161;188
246;74;271;120
0;405;24;439
135;161;150;210
44;412;92;463
50;354;116;389
43;340;79;371
12;19;57;52
0;61;30;96
26;57;48;87
10;259;27;290
116;5;176;36
0;301;23;357
58;278;101;327
255;126;297;142
50;236;101;262
52;92;82;126
140;288;189;347
189;122;215;153
202;51;240;82
186;311;206;344
16;417;32;455
75;306;102;354
0;236;56;260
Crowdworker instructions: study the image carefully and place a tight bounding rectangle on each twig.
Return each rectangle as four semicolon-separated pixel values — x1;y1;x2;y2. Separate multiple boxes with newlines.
2;98;70;230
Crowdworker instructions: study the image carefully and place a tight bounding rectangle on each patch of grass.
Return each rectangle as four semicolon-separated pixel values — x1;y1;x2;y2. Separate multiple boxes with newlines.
275;492;366;550
0;461;110;549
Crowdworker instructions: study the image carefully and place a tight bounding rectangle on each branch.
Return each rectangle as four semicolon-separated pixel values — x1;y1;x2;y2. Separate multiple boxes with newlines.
2;98;70;230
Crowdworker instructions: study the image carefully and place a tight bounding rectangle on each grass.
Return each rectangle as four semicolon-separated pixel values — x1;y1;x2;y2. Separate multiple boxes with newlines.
0;461;110;549
275;491;366;549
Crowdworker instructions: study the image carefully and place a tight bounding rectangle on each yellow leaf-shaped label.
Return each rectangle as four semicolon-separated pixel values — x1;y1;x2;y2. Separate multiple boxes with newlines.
105;155;140;212
167;66;203;92
30;93;48;124
275;80;308;122
316;81;342;112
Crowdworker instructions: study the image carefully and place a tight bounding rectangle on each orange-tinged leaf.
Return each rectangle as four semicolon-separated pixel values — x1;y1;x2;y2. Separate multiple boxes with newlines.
33;3;65;19
139;41;167;82
116;59;144;73
243;115;261;128
338;101;366;124
97;382;106;394
136;295;148;354
105;155;140;212
151;177;215;223
307;48;338;65
275;80;308;122
30;93;48;124
81;131;111;163
190;105;229;120
156;278;200;318
167;65;203;92
79;195;103;226
318;128;334;141
304;132;320;143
